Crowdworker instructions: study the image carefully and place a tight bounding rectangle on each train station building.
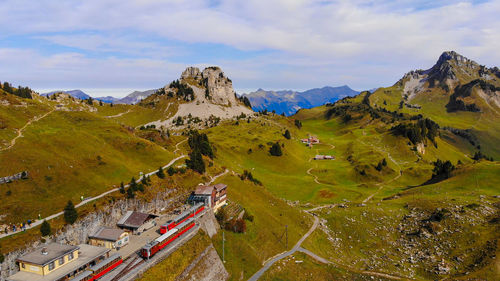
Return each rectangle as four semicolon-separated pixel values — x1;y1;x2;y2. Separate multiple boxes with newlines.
8;243;110;281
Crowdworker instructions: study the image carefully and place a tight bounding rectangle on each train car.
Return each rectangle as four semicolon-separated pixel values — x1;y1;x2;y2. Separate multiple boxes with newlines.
71;254;122;281
160;203;204;234
141;218;196;259
141;228;178;258
89;253;123;280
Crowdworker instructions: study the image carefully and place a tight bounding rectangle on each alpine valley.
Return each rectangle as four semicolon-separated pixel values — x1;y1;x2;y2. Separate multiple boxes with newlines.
0;51;499;281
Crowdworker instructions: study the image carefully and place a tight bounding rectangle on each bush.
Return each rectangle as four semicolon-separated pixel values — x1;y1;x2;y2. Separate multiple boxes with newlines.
283;130;291;140
243;210;254;222
119;182;125;194
167;166;176;176
40;220;51;236
269;142;283;156
294;119;302;129
215;208;227;227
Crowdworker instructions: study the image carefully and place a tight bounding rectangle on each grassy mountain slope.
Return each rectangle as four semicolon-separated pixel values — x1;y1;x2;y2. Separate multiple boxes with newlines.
0;91;176;223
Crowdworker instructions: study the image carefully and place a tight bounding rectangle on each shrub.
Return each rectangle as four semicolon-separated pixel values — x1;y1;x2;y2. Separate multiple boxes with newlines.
157;166;165;179
269;142;283;156
283;130;291;140
167;166;176;176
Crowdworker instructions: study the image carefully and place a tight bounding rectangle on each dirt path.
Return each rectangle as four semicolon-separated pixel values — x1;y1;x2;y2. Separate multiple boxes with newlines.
0;142;187;240
0;108;55;151
105;109;131;118
206;169;229;185
248;216;320;281
173;138;187;155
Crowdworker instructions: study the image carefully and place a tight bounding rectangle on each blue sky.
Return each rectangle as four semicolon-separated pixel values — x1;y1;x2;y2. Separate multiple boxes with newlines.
0;0;499;97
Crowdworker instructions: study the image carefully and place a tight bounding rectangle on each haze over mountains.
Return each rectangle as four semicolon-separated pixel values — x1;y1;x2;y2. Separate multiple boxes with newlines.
243;86;360;116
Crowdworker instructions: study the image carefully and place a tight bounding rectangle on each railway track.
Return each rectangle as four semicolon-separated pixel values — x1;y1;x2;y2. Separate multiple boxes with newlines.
110;256;144;281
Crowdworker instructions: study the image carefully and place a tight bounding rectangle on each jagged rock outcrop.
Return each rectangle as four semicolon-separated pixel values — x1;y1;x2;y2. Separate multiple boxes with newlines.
145;66;254;129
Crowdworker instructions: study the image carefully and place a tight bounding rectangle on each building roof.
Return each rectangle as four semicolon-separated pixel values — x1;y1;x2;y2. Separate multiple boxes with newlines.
89;227;126;242
194;185;214;195
214;183;227;192
9;244;109;281
117;211;156;229
16;243;79;266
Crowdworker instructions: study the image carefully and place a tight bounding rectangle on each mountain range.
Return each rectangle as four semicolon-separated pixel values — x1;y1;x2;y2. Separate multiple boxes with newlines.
243;85;360;115
41;89;157;105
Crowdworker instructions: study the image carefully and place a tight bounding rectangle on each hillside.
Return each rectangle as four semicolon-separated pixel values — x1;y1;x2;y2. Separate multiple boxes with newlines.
0;88;178;223
369;51;500;159
244;85;359;115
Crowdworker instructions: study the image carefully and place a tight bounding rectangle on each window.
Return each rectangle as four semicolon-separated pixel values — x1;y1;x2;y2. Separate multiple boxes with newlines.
68;252;74;260
58;257;64;266
49;261;55;271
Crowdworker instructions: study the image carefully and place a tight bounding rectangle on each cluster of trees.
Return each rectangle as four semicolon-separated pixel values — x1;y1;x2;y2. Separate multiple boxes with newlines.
472;151;494;161
215;208;252;233
269;142;283;156
121;176;149;199
238;95;252;108
375;158;387;171
391;118;439;146
0;82;33;99
444;127;480;149
168;80;195;101
240;170;262;185
431;159;455;181
139;124;156;130
186;130;214;174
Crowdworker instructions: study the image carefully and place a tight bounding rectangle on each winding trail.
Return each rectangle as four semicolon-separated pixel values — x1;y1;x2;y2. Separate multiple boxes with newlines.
0;109;55;152
105;109;131;118
248;216;320;281
0;143;187;240
173;138;187;155
206;169;229;185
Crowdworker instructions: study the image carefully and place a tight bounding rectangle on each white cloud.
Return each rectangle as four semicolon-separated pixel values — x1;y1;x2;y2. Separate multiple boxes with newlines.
0;0;499;92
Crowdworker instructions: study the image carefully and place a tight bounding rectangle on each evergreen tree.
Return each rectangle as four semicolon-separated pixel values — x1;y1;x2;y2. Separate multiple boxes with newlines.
382;158;387;166
119;182;125;194
130;177;138;191
294;119;302;129
40;220;51;236
283;130;291;140
157;166;165;179
126;187;135;199
269;142;283;156
186;150;205;174
63;201;78;224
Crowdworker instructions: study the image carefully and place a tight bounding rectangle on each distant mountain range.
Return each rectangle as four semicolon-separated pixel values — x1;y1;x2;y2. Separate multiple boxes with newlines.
41;89;157;104
41;89;91;100
243;85;360;115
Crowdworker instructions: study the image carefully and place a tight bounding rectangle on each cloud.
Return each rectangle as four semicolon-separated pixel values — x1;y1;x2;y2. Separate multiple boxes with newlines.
0;0;499;92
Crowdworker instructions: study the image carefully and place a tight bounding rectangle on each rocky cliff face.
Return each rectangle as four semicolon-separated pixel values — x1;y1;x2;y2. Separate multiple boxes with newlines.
146;66;253;129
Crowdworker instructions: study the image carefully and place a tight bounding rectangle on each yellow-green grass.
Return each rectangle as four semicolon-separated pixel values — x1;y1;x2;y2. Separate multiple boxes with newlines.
260;252;379;281
0;109;176;223
210;174;311;280
138;231;212;281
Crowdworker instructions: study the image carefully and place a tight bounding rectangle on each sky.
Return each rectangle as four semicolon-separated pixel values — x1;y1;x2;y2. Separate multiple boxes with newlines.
0;0;499;98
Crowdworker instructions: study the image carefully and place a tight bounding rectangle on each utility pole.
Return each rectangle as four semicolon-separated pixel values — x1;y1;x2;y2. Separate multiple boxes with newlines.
222;231;225;263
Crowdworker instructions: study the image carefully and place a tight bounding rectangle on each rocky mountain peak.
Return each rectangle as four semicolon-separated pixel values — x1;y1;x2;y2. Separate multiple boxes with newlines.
178;66;236;106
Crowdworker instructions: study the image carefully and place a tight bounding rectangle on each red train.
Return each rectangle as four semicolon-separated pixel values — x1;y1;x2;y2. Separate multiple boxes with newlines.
141;218;196;259
72;253;123;281
160;202;204;234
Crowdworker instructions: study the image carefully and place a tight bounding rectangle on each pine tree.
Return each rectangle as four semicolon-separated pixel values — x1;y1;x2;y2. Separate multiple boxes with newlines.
63;201;78;224
119;182;125;194
157;166;165;179
167;166;176;176
40;220;51;236
126;187;135;199
186;150;205;174
283;130;291;140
